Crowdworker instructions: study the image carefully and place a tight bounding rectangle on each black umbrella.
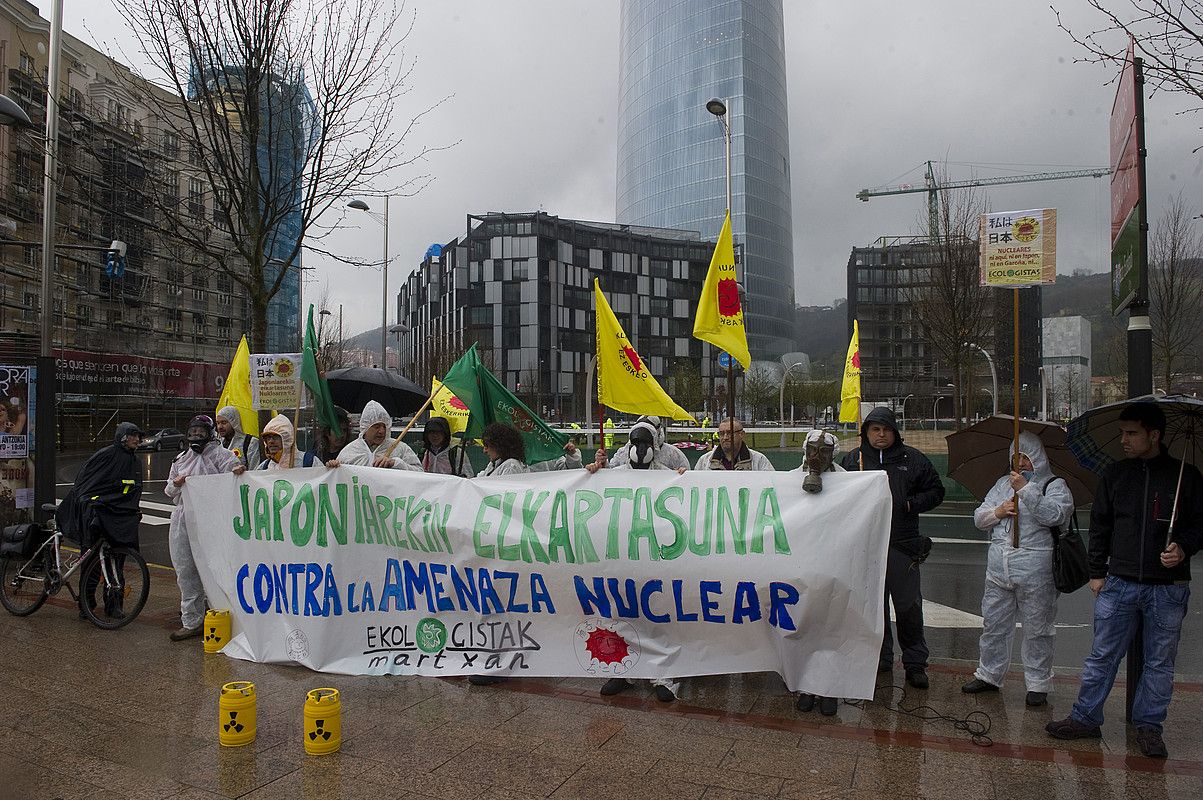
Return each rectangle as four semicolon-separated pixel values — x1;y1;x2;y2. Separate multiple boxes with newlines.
324;367;427;418
1067;394;1203;546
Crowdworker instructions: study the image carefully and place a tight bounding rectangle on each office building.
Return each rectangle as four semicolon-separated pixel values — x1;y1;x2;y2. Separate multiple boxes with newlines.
846;237;1042;417
1043;315;1091;421
616;0;795;358
396;211;723;420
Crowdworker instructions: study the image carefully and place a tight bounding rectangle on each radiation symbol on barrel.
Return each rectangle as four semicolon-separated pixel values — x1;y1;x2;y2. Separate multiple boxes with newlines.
223;711;244;734
308;718;332;742
204;626;223;645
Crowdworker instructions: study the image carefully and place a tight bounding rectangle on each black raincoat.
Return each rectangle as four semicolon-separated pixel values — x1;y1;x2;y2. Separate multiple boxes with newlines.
56;422;143;547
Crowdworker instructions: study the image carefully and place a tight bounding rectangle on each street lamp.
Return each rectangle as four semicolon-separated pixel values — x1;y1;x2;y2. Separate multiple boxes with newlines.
388;323;408;375
347;197;390;368
706;97;735;424
778;361;807;448
963;341;998;415
901;393;915;430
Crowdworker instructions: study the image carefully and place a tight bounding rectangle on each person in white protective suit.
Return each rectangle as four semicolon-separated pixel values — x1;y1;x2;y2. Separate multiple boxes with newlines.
330;400;422;470
590;419;686;701
215;405;260;469
474;421;583;478
962;431;1074;707
791;429;846;716
255;415;315;469
165;414;245;641
601;415;689;471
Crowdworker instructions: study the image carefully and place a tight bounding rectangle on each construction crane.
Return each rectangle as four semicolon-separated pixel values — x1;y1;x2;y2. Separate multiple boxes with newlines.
856;160;1110;241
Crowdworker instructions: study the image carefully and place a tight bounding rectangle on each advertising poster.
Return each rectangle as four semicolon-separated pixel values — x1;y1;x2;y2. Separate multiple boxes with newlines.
978;208;1057;288
0;364;34;523
250;353;302;410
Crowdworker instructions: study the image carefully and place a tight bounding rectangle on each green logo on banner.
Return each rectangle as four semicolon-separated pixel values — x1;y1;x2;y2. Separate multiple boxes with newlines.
416;617;448;653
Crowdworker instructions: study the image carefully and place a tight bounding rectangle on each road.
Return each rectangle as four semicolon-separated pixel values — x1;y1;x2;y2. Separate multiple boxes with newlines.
53;452;1203;677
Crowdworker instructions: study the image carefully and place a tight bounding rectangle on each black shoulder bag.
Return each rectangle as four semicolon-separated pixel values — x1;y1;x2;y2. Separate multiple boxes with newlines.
1043;477;1089;594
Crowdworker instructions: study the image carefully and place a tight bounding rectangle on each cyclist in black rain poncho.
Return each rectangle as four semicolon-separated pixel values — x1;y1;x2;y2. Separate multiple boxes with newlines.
56;421;144;549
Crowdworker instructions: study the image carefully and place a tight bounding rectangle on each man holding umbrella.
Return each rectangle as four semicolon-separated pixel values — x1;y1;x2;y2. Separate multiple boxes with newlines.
1047;402;1203;758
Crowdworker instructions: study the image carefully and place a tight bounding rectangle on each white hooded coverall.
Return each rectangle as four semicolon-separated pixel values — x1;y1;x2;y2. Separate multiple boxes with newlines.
166;441;240;629
971;431;1074;692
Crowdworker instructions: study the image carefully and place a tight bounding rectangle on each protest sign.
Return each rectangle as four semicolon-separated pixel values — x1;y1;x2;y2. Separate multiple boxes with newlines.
250;353;302;410
979;208;1057;288
184;466;891;699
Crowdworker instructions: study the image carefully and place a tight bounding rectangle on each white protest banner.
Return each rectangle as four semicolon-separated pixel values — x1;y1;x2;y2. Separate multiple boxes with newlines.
249;353;301;410
184;466;892;700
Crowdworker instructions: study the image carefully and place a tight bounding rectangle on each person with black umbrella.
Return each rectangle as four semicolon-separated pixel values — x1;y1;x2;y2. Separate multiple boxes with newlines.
1047;402;1203;758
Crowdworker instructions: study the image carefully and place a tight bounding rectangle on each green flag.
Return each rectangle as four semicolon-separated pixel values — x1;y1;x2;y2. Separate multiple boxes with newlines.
441;343;567;464
302;305;340;431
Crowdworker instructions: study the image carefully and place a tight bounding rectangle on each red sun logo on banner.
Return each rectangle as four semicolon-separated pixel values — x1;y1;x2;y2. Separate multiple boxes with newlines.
851;350;860;369
717;278;741;317
448;396;468;411
584;628;629;665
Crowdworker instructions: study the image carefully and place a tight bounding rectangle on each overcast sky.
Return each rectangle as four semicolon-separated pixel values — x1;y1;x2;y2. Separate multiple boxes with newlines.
61;1;1203;339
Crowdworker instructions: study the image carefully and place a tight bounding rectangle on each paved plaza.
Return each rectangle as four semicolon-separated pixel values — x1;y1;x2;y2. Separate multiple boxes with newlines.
2;562;1201;800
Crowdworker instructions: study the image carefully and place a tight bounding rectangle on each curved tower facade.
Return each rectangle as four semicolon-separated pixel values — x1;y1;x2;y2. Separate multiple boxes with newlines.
616;0;795;357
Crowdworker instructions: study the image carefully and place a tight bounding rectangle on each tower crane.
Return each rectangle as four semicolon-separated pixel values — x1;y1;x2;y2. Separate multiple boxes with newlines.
856;160;1110;241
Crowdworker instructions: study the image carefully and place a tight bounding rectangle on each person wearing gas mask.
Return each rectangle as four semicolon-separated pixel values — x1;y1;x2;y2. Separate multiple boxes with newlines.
602;415;688;471
791;429;846;715
215;405;260;470
963;431;1073;708
165;414;245;641
329;400;422;470
840;407;945;689
586;417;688;475
589;419;686;701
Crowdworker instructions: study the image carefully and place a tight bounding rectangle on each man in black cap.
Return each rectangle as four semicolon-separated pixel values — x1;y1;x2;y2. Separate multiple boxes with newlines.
841;407;945;688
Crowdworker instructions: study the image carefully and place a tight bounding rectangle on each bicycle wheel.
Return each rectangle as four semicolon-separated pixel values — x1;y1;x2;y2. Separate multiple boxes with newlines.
79;546;149;630
0;551;50;616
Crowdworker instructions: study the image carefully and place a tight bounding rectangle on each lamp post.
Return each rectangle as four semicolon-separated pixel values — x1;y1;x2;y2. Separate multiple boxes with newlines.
901;393;915;430
932;395;945;429
964;341;998;415
706;97;735;425
778;361;807;448
388;323;408;375
347;197;390;368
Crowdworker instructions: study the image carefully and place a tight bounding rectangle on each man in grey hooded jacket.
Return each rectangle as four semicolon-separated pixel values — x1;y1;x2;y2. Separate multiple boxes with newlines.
963;431;1074;707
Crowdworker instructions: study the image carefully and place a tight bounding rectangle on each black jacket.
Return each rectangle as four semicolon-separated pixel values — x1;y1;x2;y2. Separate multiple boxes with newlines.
840;407;945;548
1089;447;1203;584
56;422;143;547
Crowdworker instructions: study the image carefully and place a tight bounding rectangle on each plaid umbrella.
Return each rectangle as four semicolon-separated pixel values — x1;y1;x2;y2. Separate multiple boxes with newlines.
1066;394;1203;471
947;414;1097;506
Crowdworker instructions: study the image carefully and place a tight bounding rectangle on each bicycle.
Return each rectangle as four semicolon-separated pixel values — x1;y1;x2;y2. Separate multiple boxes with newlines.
0;503;150;629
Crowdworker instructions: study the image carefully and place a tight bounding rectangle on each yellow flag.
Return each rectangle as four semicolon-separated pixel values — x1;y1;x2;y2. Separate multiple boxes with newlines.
217;335;259;436
692;211;751;370
839;320;861;423
430;377;471;435
595;279;692;420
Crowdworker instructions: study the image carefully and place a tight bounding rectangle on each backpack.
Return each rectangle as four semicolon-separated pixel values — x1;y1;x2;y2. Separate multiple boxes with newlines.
1042;477;1089;594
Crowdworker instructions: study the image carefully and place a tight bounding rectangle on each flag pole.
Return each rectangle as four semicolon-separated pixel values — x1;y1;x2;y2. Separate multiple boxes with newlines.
383;383;447;458
1012;287;1021;548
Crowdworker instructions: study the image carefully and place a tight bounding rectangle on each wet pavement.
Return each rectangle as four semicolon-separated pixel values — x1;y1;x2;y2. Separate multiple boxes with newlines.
2;569;1201;799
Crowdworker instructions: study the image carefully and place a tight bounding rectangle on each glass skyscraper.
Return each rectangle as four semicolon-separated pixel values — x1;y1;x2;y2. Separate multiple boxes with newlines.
616;0;795;358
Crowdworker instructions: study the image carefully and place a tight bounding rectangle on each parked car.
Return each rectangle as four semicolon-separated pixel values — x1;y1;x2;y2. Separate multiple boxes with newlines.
136;428;185;452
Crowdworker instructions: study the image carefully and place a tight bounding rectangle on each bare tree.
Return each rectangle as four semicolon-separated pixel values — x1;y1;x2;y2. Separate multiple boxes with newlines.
1054;2;1203;135
668;360;705;412
741;364;777;422
1149;193;1203;391
110;0;445;351
908;181;994;430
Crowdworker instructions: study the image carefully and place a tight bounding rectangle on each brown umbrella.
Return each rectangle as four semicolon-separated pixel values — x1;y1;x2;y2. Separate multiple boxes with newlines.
946;415;1097;506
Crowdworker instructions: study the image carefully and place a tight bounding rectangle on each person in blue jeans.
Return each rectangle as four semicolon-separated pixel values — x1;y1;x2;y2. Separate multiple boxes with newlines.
1046;402;1203;758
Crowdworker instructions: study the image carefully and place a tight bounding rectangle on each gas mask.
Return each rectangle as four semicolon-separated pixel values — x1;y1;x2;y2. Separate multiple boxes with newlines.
186;414;216;453
802;430;838;494
629;426;656;470
187;428;211;453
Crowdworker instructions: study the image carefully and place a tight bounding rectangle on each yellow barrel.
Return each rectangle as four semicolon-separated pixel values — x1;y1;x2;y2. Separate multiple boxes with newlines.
203;609;232;653
218;681;256;747
303;688;341;755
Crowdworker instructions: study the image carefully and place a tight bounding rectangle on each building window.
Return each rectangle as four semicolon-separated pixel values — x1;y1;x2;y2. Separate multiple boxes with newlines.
19;52;33;75
187;177;204;217
162;131;179;157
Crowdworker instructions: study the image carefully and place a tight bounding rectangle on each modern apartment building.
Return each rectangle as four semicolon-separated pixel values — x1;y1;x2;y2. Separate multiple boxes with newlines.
396;211;724;420
616;0;795;359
